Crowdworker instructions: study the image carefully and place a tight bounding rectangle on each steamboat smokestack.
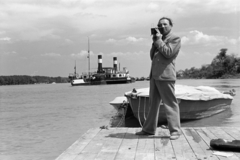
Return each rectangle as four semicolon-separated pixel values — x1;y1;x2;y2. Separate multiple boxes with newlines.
97;55;103;73
113;57;117;72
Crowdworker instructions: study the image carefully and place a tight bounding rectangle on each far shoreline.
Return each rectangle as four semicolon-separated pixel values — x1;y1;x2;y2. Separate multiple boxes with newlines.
177;73;240;80
0;73;239;86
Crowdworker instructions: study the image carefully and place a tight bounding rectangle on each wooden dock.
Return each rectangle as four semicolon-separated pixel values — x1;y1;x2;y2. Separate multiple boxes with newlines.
56;127;240;160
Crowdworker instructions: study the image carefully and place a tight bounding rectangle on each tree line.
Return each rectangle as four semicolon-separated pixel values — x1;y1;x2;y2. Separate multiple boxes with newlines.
0;75;69;85
177;49;240;79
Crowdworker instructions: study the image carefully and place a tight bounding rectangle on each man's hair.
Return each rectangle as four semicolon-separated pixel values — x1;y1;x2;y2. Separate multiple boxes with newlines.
159;17;173;26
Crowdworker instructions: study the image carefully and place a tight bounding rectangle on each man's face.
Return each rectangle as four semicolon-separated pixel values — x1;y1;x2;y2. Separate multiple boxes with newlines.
157;19;172;35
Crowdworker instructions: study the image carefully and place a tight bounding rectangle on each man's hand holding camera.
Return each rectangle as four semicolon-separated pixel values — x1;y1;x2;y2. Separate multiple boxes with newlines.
151;28;162;42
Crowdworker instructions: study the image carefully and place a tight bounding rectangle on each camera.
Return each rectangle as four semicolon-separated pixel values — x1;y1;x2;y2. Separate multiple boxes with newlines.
151;28;159;35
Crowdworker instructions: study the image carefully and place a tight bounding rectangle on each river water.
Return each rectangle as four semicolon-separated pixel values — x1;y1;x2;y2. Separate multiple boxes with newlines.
0;79;239;160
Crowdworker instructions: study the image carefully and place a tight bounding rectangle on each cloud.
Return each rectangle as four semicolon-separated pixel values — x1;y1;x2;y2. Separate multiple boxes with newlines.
178;50;212;57
61;0;80;4
106;36;145;45
0;37;11;41
71;50;94;58
192;51;212;55
168;0;240;16
228;38;240;45
41;53;61;57
146;2;160;12
126;37;144;42
78;0;96;5
0;51;17;56
106;38;116;43
181;30;240;46
64;39;74;44
109;51;145;57
178;50;186;56
1;0;239;42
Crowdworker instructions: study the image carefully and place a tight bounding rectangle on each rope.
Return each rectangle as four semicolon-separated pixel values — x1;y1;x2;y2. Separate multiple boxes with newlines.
115;101;128;127
137;97;143;127
143;97;146;121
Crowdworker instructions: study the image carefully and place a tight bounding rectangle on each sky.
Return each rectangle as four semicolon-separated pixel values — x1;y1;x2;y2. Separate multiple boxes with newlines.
1;0;240;78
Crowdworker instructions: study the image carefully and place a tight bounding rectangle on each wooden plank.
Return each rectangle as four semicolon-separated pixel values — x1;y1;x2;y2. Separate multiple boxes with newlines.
209;127;235;140
73;153;98;160
182;128;219;160
222;127;240;140
196;127;237;160
235;127;240;132
193;128;220;159
222;127;240;158
154;128;178;160
135;129;155;160
81;128;115;153
195;127;229;160
74;128;116;160
169;128;198;160
198;127;240;160
227;127;240;158
114;128;139;160
94;128;128;160
208;127;240;159
55;128;101;160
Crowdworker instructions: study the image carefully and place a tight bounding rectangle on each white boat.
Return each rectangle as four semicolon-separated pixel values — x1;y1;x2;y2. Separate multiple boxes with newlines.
109;97;128;116
109;85;235;124
71;78;90;86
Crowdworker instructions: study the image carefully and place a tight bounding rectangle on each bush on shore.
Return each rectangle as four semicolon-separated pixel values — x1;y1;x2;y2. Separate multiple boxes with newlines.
0;75;69;85
177;48;240;79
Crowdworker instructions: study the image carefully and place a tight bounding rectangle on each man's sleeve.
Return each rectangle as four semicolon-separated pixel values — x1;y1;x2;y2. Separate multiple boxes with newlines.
153;36;181;59
150;43;157;60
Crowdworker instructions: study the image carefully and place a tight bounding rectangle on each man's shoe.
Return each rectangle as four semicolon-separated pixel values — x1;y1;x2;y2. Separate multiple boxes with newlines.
135;130;154;136
160;125;168;129
170;134;180;140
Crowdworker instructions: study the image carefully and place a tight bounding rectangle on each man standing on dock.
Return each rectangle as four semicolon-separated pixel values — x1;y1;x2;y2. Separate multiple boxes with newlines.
136;17;181;140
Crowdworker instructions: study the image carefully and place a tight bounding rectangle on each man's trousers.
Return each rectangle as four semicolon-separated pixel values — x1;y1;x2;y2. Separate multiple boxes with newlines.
142;78;181;135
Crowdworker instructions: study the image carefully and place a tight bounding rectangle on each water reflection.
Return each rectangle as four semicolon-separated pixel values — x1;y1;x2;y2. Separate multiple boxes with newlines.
181;107;233;127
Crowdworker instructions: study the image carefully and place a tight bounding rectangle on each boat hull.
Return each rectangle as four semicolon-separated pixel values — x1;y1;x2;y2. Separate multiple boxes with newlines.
109;97;129;116
72;78;133;86
126;96;233;123
106;79;132;84
71;79;90;86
